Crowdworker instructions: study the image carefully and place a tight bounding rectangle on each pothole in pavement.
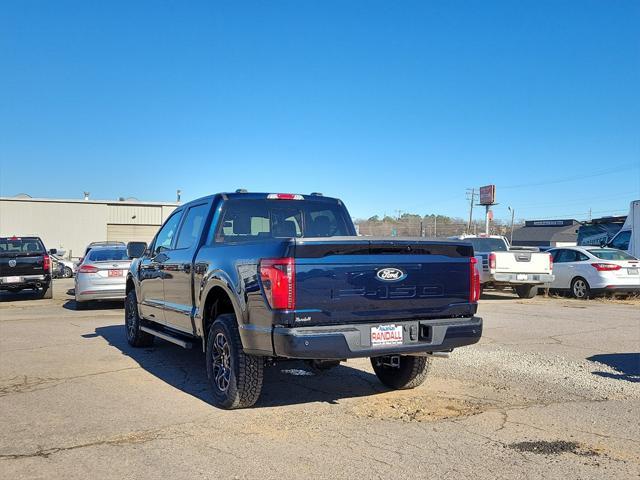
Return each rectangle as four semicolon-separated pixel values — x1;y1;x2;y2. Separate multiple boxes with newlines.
350;392;485;422
508;440;601;457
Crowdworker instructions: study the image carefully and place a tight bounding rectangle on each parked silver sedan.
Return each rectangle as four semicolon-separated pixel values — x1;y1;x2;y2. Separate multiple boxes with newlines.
74;245;131;309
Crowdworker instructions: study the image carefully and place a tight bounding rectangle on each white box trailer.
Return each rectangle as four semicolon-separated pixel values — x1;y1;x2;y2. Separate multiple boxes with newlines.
608;200;639;258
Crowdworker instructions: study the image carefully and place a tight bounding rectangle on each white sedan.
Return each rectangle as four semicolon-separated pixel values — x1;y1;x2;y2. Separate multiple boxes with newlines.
548;246;640;299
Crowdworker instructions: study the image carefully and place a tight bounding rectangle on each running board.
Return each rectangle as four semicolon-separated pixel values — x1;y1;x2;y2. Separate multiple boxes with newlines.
140;326;193;349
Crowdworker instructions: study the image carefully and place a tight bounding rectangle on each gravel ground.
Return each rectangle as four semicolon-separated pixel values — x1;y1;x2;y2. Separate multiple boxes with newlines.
0;279;638;479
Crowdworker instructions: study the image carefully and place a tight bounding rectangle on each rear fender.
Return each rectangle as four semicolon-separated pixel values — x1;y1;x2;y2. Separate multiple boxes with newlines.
195;270;244;336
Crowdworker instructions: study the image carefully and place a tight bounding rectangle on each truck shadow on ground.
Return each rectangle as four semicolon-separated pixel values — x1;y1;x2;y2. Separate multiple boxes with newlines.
63;299;124;311
0;290;47;302
479;292;519;301
90;325;389;408
587;353;640;383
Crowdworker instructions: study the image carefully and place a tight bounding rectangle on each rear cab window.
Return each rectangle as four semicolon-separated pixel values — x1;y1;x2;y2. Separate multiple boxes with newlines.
215;198;354;243
465;238;508;253
0;237;46;256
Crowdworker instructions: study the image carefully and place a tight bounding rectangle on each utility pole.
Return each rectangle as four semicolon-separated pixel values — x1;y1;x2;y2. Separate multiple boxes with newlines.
508;206;515;245
466;188;477;233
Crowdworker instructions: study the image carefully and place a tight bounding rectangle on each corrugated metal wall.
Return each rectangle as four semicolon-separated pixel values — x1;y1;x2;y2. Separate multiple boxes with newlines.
106;224;160;243
1;199;178;259
107;205;163;225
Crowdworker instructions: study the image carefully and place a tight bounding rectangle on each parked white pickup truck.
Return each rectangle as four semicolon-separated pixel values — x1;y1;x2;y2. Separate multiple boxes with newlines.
452;235;554;298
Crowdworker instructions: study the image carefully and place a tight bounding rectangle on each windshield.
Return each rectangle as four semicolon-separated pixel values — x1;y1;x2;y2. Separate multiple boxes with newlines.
590;249;637;261
217;199;354;243
87;248;129;262
464;238;508;253
0;237;46;256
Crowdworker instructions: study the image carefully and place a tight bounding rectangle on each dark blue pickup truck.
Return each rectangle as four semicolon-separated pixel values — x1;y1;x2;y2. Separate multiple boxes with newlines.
125;192;482;408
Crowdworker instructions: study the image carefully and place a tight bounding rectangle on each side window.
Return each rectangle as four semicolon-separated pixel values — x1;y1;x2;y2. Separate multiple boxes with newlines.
175;204;209;250
577;252;590;261
555;250;576;263
153;211;183;254
610;231;631;251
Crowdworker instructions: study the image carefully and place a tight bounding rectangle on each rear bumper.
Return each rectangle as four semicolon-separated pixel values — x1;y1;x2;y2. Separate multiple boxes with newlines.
591;285;640;295
0;274;50;290
491;273;554;285
272;316;482;360
76;288;126;301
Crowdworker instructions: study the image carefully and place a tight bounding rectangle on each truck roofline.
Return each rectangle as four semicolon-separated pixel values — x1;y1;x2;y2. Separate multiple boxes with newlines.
177;192;345;210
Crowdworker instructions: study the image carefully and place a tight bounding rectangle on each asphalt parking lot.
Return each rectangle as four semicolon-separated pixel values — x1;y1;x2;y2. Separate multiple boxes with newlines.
1;279;639;479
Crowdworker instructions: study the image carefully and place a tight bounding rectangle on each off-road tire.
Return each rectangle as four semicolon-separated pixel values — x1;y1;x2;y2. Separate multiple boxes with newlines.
206;313;263;409
370;355;431;390
124;290;154;347
571;277;591;300
41;283;53;299
515;285;537;299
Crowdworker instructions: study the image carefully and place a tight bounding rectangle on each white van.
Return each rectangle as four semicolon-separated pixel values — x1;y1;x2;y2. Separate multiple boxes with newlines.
608;200;640;258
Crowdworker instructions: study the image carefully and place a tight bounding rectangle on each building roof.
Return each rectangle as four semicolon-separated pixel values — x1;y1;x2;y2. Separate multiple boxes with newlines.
512;219;579;244
0;196;179;207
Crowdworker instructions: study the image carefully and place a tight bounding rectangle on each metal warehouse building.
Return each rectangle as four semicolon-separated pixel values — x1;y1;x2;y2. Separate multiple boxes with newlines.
511;219;579;248
0;195;178;259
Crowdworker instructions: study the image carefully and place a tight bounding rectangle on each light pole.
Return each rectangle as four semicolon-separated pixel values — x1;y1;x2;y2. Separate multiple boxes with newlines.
508;206;515;245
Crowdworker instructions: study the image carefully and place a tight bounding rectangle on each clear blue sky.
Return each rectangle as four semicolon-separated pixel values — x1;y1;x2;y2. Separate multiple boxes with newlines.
1;0;639;222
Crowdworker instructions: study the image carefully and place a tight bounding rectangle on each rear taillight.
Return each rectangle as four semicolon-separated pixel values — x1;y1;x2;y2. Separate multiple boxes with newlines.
78;264;99;273
470;257;480;303
549;253;553;271
591;263;621;272
488;252;496;270
259;258;296;310
43;254;51;272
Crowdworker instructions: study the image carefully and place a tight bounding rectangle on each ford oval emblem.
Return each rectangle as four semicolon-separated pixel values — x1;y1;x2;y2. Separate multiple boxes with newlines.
376;267;406;282
9;259;17;267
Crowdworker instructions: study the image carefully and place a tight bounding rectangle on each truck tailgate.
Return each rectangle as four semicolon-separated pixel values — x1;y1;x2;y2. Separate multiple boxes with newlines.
493;251;552;274
292;238;475;325
0;254;47;277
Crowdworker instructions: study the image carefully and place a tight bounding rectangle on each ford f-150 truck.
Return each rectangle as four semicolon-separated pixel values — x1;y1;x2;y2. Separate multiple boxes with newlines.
451;235;554;298
0;236;53;298
125;192;482;409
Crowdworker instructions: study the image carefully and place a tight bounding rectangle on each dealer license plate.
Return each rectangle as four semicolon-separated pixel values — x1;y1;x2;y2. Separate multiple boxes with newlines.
4;276;21;283
628;268;639;275
108;270;123;277
516;274;528;281
371;324;403;347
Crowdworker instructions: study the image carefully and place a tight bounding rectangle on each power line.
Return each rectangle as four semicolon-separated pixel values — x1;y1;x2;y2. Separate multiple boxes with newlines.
499;162;639;190
511;190;639;211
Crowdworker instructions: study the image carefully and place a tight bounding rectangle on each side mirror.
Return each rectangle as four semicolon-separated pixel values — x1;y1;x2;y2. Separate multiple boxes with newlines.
599;239;607;248
127;241;147;259
49;248;57;255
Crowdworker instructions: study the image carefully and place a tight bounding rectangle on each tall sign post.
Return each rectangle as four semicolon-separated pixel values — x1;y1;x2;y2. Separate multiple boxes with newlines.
478;185;497;235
